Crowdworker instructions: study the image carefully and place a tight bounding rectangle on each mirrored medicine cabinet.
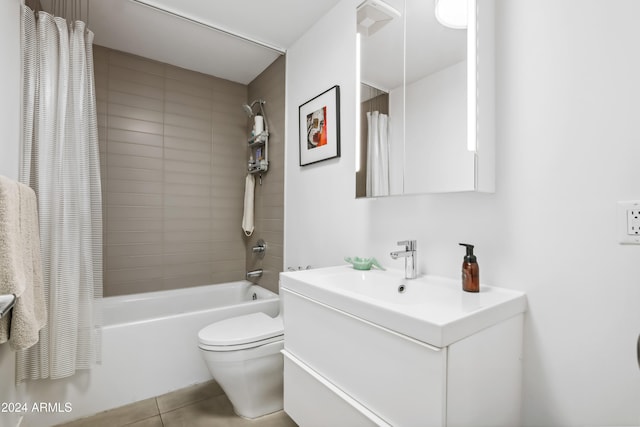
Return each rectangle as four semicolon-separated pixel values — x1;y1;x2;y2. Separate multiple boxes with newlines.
356;0;495;198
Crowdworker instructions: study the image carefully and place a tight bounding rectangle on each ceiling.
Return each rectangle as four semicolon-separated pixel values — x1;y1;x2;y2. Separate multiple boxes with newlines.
41;0;343;84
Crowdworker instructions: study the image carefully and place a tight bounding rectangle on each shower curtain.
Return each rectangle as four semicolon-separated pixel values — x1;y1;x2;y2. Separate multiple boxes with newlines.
17;6;102;382
366;111;390;197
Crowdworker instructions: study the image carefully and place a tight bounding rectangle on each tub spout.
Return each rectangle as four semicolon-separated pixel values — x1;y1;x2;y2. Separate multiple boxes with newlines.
246;269;263;279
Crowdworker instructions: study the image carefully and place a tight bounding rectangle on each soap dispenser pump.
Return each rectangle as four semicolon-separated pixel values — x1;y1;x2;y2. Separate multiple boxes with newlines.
459;243;479;293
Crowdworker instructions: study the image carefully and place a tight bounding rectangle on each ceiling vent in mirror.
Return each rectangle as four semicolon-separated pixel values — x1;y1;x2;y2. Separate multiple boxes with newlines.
435;0;468;29
357;0;401;37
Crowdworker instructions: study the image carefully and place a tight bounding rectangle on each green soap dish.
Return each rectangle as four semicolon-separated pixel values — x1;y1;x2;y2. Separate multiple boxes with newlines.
344;256;385;271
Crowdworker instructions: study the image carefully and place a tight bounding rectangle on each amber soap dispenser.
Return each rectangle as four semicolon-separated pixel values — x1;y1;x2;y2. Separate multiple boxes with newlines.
459;243;479;293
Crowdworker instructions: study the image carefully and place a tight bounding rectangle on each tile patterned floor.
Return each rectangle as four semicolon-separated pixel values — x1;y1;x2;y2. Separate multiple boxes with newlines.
55;381;297;427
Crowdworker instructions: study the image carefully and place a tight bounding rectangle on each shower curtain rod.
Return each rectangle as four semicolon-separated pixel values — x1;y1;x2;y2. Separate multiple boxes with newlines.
129;0;286;55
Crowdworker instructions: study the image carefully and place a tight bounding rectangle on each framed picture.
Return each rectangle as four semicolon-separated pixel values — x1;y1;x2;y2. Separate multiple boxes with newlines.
299;85;340;166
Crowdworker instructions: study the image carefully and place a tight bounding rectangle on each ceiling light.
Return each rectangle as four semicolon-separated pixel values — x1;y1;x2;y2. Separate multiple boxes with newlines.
435;0;468;30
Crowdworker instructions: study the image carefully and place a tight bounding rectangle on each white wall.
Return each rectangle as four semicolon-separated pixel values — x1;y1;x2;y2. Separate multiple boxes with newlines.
0;2;24;427
285;0;640;425
0;0;21;180
284;0;370;270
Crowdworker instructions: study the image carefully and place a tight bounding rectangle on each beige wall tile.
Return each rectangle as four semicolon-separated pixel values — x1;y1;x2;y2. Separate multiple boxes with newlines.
106;206;162;220
107;193;163;207
96;45;279;296
164;148;211;164
107;267;164;284
164;124;211;143
164;90;212;110
163;205;211;220
109;50;164;76
164;66;214;89
162;241;212;255
109;78;163;100
164;113;211;133
105;243;163;257
108;104;164;123
163;184;209;197
109;91;164;112
109;116;164;135
162;252;213;266
108;128;163;147
108;219;163;232
164;159;211;175
165;78;212;99
163;230;212;243
107;166;162;183
164;136;212;154
163;262;213;277
109;65;164;88
107;141;163;159
107;179;163;195
163;171;210;186
107;231;163;245
164;101;211;121
107;254;163;270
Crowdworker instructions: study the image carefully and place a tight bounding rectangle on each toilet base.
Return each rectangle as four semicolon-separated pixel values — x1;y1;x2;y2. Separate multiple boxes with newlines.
200;340;284;419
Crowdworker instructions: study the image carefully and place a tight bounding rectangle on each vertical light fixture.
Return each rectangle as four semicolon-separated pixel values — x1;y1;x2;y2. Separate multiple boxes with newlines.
466;0;477;152
355;32;362;172
436;0;476;152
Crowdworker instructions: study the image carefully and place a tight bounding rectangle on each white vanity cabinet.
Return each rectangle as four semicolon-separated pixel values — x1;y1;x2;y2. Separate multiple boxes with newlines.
280;267;526;427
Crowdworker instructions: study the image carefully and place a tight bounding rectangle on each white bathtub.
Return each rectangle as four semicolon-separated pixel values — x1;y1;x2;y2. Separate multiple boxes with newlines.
25;281;280;427
103;281;279;326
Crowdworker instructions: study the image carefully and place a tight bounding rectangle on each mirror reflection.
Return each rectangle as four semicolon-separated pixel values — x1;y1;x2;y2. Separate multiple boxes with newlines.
356;0;473;198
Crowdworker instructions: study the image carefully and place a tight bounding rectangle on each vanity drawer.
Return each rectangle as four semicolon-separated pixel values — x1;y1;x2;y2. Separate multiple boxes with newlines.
283;351;390;427
282;288;447;427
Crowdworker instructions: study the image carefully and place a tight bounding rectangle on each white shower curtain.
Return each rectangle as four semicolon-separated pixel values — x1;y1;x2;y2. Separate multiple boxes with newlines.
366;111;390;197
17;6;102;382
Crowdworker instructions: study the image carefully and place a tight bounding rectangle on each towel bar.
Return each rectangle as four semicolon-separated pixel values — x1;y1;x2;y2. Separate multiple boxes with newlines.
0;294;16;319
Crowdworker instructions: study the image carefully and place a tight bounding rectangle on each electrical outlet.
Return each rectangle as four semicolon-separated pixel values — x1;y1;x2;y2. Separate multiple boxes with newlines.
628;209;640;235
618;201;640;244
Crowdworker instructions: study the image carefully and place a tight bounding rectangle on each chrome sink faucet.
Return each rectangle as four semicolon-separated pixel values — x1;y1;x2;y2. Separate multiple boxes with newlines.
390;240;417;279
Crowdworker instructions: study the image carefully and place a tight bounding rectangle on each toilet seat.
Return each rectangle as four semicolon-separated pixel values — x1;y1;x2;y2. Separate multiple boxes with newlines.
198;312;283;352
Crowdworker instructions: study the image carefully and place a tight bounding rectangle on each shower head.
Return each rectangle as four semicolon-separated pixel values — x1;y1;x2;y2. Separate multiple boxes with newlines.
242;99;266;117
242;104;254;117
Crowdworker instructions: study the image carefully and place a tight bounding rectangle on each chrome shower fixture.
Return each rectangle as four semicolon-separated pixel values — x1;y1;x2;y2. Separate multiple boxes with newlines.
242;99;269;133
242;99;266;118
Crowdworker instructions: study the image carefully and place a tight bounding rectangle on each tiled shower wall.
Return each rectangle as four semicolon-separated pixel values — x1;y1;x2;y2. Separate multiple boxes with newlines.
246;56;285;294
93;46;249;296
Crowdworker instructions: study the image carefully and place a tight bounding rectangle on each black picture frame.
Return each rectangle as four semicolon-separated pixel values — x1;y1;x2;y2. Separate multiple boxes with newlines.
298;85;341;166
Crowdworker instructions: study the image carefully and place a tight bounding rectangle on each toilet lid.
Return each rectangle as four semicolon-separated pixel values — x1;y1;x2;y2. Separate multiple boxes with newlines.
198;312;283;347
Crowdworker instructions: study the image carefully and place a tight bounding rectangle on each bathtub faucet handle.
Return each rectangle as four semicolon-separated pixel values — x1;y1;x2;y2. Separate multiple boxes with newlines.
252;239;267;256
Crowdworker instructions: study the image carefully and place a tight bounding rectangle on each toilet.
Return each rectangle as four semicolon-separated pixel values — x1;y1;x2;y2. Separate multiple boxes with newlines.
197;312;284;419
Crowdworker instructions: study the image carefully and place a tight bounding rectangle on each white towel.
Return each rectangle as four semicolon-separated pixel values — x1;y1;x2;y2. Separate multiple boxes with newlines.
0;175;47;350
242;174;255;236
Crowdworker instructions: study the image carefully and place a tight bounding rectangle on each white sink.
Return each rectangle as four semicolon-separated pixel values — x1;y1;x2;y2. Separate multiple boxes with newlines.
280;265;527;347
